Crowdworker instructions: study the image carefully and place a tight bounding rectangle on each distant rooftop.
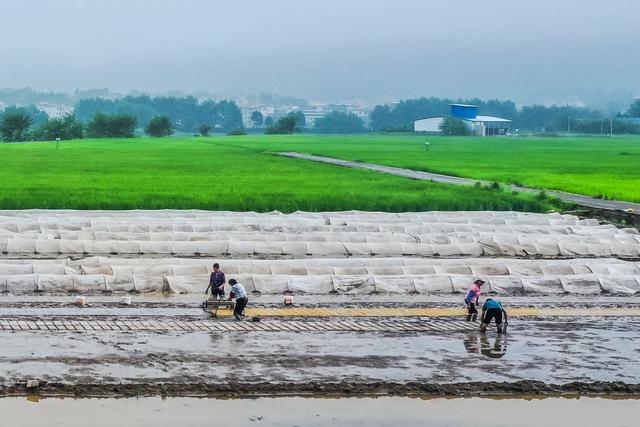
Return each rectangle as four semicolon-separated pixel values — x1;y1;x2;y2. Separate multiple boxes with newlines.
466;115;512;123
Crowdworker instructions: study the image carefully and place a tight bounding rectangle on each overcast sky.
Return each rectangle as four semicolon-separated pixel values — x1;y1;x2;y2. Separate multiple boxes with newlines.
1;0;638;105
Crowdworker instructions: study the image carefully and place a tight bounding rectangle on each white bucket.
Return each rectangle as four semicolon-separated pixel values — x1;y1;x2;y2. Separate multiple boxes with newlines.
121;296;132;306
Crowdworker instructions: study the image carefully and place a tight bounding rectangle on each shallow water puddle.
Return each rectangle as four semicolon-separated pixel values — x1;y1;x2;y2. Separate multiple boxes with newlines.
2;396;637;427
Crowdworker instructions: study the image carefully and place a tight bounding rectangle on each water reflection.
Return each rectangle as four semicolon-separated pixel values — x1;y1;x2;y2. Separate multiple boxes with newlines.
463;333;508;359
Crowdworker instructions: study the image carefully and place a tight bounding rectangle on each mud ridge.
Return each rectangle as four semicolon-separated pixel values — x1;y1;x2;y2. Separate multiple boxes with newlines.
3;380;640;399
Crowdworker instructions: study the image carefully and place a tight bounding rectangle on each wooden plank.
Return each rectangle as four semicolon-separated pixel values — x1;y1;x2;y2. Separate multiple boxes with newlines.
114;321;129;331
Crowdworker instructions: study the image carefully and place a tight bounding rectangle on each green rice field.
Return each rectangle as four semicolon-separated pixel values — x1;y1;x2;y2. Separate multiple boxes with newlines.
246;134;640;203
0;137;556;212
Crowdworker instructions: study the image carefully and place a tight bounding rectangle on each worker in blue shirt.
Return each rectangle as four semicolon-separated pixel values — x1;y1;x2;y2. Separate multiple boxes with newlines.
480;298;508;334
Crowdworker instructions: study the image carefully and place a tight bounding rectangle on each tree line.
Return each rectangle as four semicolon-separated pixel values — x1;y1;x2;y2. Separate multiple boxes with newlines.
3;95;640;142
370;97;640;133
0;105;368;141
250;97;640;135
0;95;245;142
0;108;179;142
75;96;243;133
252;110;367;135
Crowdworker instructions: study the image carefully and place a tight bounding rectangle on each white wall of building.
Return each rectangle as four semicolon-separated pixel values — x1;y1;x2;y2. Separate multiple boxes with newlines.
414;116;444;132
35;102;73;119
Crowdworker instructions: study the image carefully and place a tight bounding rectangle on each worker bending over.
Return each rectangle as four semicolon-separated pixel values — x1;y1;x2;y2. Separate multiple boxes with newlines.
480;298;508;334
464;278;485;321
228;279;248;321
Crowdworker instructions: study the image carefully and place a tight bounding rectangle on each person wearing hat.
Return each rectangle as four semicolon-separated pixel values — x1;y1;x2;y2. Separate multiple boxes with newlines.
464;277;485;321
228;278;248;321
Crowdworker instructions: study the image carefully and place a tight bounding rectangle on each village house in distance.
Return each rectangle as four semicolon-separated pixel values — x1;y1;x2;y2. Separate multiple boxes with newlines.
414;103;512;136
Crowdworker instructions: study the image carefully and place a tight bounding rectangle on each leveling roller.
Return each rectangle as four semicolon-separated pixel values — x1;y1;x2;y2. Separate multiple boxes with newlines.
202;297;235;317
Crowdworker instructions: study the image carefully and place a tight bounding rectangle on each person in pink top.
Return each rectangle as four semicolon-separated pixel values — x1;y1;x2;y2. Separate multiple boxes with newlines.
464;277;485;321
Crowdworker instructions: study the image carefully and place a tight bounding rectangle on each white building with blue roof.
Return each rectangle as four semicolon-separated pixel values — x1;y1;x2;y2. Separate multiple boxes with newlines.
414;104;512;136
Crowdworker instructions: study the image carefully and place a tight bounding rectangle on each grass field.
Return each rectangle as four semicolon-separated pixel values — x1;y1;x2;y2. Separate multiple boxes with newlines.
0;137;555;212
238;134;640;203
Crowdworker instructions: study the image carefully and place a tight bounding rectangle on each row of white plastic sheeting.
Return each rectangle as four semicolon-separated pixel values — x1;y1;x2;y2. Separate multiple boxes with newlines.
478;240;640;258
1;273;639;295
0;209;591;220
67;256;640;274
0;217;601;229
3;256;639;277
76;263;640;276
1;231;420;243
0;239;481;258
0;274;162;293
2;238;640;258
0;223;638;241
0;263;72;275
0;211;602;228
0;221;611;233
2;230;638;244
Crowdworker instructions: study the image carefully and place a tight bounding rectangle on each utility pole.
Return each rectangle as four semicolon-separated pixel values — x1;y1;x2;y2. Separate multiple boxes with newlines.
609;118;613;138
567;116;571;133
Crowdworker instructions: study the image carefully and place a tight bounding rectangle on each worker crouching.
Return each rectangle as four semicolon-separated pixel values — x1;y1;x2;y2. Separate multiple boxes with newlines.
228;279;248;321
480;298;508;334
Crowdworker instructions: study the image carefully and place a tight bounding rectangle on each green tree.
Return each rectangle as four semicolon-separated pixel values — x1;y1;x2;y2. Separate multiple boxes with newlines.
0;111;33;142
86;112;137;138
85;112;110;137
0;105;49;128
313;112;367;134
250;111;264;127
439;117;470;136
629;99;640;117
369;104;394;131
264;116;274;127
109;114;137;137
265;115;301;134
286;111;306;129
198;124;211;136
145;115;174;137
34;114;83;141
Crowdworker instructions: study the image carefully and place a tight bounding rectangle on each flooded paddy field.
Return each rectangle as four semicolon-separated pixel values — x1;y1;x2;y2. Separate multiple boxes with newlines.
0;311;639;395
2;396;638;427
1;210;639;404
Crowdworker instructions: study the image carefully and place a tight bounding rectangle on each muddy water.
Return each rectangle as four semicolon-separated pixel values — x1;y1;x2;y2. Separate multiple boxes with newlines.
2;318;639;385
1;396;637;427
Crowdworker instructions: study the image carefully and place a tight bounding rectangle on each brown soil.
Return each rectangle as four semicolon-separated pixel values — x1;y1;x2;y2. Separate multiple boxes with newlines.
3;380;640;399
